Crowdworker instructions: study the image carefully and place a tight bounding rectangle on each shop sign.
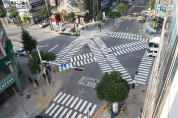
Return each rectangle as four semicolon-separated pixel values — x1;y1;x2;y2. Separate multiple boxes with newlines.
50;0;56;6
160;6;166;12
101;0;110;7
0;40;13;71
31;1;45;8
157;5;166;12
0;78;14;90
17;5;27;9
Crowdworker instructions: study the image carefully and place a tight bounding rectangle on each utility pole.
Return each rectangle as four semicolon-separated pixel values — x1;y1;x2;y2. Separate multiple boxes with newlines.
44;0;53;30
36;45;49;86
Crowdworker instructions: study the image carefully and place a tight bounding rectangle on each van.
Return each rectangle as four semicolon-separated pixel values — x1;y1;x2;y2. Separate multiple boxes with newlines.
146;37;160;57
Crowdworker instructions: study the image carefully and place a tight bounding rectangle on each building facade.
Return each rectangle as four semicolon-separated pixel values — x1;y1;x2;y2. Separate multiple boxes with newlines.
0;21;22;104
2;0;46;23
141;0;178;117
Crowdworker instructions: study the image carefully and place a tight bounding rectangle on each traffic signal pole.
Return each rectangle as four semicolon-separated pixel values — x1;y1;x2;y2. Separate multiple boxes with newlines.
36;45;49;86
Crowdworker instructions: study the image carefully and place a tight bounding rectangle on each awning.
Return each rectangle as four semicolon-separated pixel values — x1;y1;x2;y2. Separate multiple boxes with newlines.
75;12;88;16
51;9;60;14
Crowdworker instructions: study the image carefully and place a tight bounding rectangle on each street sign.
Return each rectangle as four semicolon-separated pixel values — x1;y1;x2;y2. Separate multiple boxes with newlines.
61;64;67;67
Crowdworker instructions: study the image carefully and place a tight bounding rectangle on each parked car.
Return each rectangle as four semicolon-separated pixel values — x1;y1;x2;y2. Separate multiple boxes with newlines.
14;48;28;56
39;19;49;28
138;17;146;23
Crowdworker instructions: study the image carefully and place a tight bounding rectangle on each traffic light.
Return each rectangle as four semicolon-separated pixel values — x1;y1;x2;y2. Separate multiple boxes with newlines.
74;68;84;71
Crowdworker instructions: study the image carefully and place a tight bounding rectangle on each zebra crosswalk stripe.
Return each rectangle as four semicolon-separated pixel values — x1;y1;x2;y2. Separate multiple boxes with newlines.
79;101;87;112
53;92;62;102
65;109;73;118
71;112;77;118
70;97;79;108
49;105;59;116
66;96;74;106
84;103;92;114
53;106;64;118
45;103;55;114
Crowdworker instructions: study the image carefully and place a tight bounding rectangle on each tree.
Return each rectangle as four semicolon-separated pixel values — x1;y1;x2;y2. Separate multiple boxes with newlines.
9;5;18;19
108;11;121;27
21;29;37;53
0;5;7;25
95;71;130;103
68;12;76;31
146;0;155;9
27;51;56;75
117;4;130;13
97;11;103;32
41;5;49;20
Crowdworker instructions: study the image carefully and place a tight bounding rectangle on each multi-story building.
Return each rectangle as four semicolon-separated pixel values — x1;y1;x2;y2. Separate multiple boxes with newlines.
2;0;46;23
0;21;22;104
141;0;178;117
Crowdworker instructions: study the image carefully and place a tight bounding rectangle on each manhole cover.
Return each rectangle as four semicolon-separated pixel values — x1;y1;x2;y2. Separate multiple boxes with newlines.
142;90;145;92
26;94;31;99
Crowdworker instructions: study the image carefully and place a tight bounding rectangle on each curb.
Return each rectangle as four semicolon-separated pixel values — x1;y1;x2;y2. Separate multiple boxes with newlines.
110;15;129;31
139;25;153;39
30;74;61;118
93;103;107;118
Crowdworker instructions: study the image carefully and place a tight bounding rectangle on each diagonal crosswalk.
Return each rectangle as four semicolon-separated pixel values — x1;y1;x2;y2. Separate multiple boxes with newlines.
45;92;97;118
55;36;88;64
133;52;154;85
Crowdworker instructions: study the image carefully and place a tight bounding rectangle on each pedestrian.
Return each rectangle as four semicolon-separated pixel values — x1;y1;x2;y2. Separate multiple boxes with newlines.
28;75;33;86
34;78;39;86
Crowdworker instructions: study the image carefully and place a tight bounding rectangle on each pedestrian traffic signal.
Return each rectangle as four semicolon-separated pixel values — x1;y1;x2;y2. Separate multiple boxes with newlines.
74;68;84;71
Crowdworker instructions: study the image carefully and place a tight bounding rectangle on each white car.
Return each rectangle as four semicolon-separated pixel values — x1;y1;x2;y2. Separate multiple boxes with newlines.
39;19;49;28
14;48;28;56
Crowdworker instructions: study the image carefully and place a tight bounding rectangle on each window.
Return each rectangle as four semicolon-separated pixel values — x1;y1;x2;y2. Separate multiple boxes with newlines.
0;66;11;80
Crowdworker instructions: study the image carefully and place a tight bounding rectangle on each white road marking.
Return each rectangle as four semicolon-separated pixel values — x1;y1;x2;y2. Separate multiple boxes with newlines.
49;105;59;116
65;110;73;118
70;97;79;108
84;103;92;114
45;103;55;114
74;99;83;110
48;44;58;52
79;101;87;112
53;106;64;118
53;92;62;102
71;112;77;118
90;104;97;116
66;96;74;106
58;108;68;118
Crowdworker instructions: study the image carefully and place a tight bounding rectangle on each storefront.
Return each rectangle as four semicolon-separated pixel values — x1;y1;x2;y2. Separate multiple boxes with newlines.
0;38;22;104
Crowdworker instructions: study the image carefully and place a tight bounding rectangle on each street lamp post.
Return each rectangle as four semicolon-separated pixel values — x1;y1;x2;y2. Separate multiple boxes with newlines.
36;45;49;86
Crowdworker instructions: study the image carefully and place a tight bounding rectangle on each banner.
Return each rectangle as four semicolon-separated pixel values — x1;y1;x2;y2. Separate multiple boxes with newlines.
50;0;56;6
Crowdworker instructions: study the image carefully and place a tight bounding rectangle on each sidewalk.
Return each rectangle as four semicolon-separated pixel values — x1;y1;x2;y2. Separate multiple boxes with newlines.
95;85;147;118
0;56;61;118
140;17;162;39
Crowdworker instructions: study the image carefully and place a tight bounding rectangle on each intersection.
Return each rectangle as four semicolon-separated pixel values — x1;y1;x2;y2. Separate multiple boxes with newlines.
37;16;154;118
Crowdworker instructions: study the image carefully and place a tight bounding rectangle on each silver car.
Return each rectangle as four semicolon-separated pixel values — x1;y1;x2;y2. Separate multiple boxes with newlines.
14;48;28;56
